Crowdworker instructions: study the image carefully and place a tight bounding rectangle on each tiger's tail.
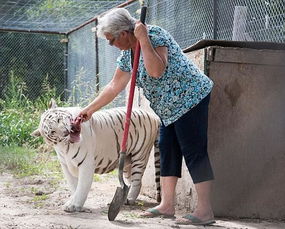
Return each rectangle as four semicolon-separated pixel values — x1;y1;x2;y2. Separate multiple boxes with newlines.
154;129;161;202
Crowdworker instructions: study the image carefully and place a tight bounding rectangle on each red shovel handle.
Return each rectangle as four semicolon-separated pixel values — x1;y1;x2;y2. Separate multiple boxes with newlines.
120;6;147;152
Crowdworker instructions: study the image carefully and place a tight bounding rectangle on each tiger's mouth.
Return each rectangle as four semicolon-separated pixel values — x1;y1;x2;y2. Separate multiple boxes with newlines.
69;117;82;143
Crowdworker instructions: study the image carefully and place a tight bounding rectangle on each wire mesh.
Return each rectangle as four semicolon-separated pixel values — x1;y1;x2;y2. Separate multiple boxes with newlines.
0;0;125;33
67;22;97;106
216;0;285;42
89;0;284;107
145;0;214;48
1;0;284;107
0;31;66;101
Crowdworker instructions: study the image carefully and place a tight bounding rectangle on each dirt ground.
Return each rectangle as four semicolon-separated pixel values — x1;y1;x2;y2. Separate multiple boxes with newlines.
0;172;284;229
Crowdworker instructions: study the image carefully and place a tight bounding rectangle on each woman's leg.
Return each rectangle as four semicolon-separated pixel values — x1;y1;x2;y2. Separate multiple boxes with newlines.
174;95;215;222
141;123;181;217
192;180;214;219
143;176;177;215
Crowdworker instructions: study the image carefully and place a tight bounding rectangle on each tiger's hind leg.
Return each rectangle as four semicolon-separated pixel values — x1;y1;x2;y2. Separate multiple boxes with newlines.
123;155;139;205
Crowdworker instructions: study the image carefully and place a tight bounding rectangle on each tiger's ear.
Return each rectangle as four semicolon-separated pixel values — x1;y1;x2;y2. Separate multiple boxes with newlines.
31;129;42;137
49;98;57;109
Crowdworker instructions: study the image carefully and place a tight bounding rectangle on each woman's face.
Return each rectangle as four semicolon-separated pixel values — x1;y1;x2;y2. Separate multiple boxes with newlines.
104;31;132;50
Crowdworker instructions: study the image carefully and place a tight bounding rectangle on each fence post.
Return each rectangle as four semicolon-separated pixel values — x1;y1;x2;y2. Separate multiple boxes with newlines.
61;35;69;101
95;18;100;93
213;0;217;40
232;6;247;41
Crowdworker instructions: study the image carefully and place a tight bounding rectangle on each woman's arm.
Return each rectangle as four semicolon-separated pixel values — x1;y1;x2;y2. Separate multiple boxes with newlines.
134;22;168;78
79;68;130;121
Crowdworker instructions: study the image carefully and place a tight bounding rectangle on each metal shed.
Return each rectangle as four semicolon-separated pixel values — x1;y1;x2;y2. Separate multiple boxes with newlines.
184;40;285;219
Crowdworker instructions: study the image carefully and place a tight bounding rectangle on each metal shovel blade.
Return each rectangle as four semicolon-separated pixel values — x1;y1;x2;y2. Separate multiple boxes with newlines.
108;184;129;221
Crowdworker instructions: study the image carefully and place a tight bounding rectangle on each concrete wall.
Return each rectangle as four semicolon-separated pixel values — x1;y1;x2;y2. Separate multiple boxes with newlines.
206;46;285;220
139;45;285;220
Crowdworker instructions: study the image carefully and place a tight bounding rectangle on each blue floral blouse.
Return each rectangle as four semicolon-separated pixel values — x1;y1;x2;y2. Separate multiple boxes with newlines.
117;25;213;126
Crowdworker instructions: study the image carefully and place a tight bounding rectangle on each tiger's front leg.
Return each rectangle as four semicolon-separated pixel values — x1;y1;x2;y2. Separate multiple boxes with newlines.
60;162;78;193
64;158;95;212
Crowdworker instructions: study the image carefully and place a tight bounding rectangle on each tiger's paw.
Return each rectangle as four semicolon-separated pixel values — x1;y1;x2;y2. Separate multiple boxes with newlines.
63;203;84;212
125;198;136;205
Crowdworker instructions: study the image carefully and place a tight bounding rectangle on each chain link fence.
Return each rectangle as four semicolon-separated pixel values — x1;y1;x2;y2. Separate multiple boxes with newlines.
1;0;284;107
0;31;66;101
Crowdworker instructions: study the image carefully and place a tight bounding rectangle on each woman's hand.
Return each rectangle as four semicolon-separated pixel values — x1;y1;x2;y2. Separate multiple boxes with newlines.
134;21;149;43
78;106;94;122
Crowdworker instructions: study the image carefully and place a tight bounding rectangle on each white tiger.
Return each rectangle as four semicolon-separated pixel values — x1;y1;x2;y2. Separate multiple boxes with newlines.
32;100;161;212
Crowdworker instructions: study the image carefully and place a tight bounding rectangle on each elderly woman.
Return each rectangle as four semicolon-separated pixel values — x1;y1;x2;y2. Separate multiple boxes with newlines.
79;8;215;226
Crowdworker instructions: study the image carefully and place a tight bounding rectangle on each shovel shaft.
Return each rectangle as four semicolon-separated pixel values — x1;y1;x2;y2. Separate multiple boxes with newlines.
120;42;141;152
120;6;147;152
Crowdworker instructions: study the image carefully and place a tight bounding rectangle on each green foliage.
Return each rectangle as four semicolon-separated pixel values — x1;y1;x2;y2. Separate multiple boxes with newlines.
27;0;76;19
0;71;64;147
0;108;42;147
33;74;65;110
0;71;32;109
0;67;99;147
0;71;41;147
0;58;104;148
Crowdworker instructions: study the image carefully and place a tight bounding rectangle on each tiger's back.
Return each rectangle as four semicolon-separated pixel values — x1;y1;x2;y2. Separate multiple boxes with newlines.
90;108;160;174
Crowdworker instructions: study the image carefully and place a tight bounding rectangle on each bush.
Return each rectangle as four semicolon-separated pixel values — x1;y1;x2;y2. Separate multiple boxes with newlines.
0;71;62;147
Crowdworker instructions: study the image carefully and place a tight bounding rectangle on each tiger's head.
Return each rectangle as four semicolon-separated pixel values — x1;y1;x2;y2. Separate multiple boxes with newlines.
31;99;81;145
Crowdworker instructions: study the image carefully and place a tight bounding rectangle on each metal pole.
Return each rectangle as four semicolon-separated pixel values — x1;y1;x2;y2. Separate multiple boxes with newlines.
95;19;100;93
0;28;66;35
213;0;217;40
62;35;69;101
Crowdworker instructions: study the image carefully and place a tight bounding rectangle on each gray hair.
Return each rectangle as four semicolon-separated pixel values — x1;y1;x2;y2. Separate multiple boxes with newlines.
97;8;137;38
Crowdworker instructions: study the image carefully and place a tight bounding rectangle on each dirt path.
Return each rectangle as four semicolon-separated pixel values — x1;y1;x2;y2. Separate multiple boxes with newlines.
0;173;284;229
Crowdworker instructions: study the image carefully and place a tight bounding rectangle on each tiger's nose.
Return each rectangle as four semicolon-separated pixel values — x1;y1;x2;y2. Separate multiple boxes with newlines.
63;130;69;137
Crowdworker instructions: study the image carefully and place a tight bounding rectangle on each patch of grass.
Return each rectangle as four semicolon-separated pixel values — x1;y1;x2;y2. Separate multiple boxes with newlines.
0;146;44;177
93;169;118;183
136;200;145;207
0;146;62;181
108;169;118;177
32;194;49;202
123;212;140;219
93;174;102;182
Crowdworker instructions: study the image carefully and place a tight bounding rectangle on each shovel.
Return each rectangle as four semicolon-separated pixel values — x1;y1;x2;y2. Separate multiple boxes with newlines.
108;5;147;221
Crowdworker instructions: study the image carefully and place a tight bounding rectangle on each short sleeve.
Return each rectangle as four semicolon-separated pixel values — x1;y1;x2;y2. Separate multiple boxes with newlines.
148;26;170;48
116;50;131;72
